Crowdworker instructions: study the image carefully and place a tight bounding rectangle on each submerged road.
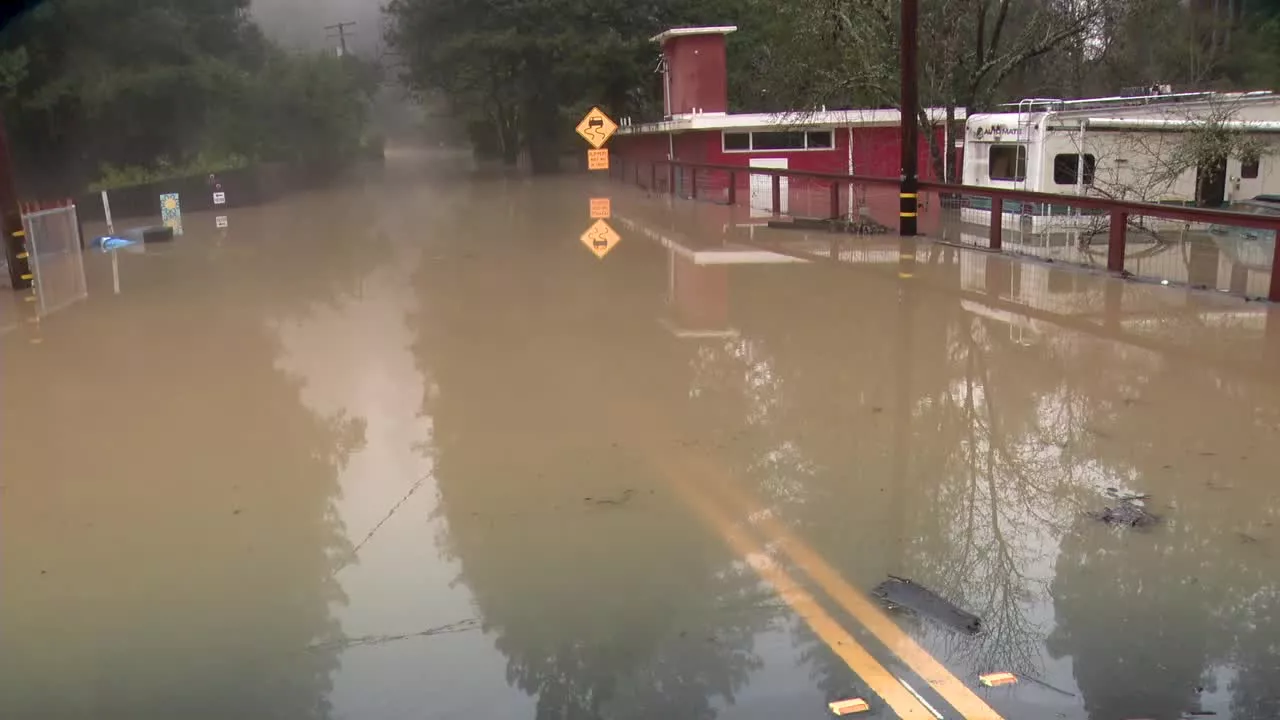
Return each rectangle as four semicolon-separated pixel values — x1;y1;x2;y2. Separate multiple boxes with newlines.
3;148;1279;719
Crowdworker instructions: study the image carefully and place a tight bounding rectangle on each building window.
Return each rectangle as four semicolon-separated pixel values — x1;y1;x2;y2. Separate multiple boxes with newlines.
752;131;807;150
989;144;1026;182
1053;153;1096;185
721;130;836;152
1241;156;1260;179
806;131;834;149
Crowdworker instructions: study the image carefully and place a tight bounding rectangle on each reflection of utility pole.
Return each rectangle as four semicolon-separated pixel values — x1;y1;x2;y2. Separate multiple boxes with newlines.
325;21;356;57
891;250;916;571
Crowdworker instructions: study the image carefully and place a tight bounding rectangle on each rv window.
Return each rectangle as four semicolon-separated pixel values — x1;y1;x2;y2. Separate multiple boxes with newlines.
989;144;1026;182
1241;157;1260;179
806;131;834;149
752;131;807;150
1053;153;1096;185
723;132;750;151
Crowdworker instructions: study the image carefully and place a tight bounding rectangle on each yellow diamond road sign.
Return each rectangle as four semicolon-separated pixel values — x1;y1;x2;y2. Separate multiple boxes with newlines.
581;219;621;259
576;107;618;149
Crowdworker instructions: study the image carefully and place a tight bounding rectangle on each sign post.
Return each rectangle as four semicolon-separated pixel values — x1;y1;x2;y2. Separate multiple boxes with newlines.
576;107;620;258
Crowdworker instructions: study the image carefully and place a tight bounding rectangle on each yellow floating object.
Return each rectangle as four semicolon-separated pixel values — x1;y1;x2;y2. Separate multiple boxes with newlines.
979;672;1018;687
828;698;870;715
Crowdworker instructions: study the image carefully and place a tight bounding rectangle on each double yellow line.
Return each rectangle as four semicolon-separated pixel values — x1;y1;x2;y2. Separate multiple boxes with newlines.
648;446;1004;719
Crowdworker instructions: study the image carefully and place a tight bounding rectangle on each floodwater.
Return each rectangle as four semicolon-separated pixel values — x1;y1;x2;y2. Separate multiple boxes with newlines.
3;148;1280;720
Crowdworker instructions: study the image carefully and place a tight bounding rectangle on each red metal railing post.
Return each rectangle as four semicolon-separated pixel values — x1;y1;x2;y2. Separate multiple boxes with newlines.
1269;222;1280;302
1108;210;1128;272
771;174;781;216
650;162;657;190
691;168;699;199
668;164;676;196
829;182;840;220
990;197;1003;250
727;171;736;206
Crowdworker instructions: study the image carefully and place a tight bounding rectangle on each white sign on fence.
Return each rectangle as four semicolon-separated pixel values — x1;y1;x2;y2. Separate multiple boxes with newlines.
213;191;226;205
215;215;228;229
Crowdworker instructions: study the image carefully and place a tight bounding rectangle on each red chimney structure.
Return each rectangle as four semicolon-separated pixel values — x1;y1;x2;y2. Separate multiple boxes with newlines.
652;26;737;118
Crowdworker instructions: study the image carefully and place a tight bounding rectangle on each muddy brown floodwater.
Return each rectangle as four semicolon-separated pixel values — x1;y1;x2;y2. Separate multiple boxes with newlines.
3;149;1280;720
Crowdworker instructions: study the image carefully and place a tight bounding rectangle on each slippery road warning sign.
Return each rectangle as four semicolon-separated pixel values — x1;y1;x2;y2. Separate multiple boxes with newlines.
575;107;618;149
580;219;620;259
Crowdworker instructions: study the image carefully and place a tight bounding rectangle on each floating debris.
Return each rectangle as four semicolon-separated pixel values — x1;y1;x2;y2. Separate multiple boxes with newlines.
828;698;870;715
872;575;982;635
1087;500;1160;528
584;488;635;506
979;672;1018;688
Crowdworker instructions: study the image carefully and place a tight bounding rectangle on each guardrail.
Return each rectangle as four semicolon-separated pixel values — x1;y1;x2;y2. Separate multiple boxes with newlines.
610;157;1280;302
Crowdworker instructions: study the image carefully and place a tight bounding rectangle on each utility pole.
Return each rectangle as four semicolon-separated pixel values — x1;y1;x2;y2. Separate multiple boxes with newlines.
325;21;356;57
899;0;919;238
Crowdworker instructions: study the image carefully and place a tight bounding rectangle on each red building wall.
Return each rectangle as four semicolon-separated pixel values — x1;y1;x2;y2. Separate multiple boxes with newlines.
612;125;948;229
664;35;730;115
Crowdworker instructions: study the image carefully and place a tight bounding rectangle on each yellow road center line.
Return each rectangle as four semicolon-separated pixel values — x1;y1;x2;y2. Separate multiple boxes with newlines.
693;461;1004;720
666;467;934;719
618;399;1001;719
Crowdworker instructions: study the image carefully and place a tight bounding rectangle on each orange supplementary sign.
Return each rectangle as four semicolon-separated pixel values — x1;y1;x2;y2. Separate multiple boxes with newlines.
580;219;620;259
575;107;618;149
589;197;611;219
587;148;609;171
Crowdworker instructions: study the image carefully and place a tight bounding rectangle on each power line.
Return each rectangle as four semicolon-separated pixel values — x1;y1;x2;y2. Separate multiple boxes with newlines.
324;21;356;57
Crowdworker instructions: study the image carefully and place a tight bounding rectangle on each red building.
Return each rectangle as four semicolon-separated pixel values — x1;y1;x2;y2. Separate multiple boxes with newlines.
611;26;962;222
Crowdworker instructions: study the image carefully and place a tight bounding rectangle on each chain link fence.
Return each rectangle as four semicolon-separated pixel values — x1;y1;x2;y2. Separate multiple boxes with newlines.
21;205;87;316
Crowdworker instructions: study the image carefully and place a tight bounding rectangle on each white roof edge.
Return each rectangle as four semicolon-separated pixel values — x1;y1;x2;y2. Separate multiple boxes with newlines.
650;26;738;43
619;108;966;135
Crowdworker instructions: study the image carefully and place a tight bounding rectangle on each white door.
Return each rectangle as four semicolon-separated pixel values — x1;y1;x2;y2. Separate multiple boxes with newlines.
749;158;788;217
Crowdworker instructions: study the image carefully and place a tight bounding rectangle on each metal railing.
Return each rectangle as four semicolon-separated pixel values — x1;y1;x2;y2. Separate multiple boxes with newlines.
610;157;1280;302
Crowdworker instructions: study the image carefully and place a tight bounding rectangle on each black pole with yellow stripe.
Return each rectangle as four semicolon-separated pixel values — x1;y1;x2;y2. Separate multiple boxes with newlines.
899;0;919;239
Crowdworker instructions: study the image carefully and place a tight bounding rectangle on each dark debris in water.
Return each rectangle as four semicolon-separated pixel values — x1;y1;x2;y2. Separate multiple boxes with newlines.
1087;500;1160;528
872;575;982;635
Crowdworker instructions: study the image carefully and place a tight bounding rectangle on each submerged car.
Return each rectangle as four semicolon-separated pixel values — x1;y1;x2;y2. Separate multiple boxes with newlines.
1208;195;1280;271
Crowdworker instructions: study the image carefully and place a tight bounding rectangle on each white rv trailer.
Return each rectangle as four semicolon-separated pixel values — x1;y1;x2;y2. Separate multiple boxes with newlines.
961;91;1280;232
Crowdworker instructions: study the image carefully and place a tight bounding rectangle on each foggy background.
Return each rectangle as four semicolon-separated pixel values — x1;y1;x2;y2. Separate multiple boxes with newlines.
250;0;441;141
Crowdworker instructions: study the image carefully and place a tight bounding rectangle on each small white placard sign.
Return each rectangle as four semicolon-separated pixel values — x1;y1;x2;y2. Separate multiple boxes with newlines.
213;191;226;205
215;215;228;229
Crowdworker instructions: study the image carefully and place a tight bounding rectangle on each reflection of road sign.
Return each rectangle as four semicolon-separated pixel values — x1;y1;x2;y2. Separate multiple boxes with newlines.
576;107;618;149
580;219;620;259
215;215;228;229
159;193;183;236
213;192;226;205
589;197;611;219
587;149;609;171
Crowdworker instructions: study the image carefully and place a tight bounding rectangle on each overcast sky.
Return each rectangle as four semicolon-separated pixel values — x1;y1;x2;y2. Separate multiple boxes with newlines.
250;0;386;55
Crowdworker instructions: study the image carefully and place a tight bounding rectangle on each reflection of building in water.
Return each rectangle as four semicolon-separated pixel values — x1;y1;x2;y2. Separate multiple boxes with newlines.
614;214;806;339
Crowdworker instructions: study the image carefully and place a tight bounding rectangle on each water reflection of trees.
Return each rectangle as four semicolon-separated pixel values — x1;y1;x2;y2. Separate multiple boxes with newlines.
0;246;364;717
409;191;785;720
684;254;1280;717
